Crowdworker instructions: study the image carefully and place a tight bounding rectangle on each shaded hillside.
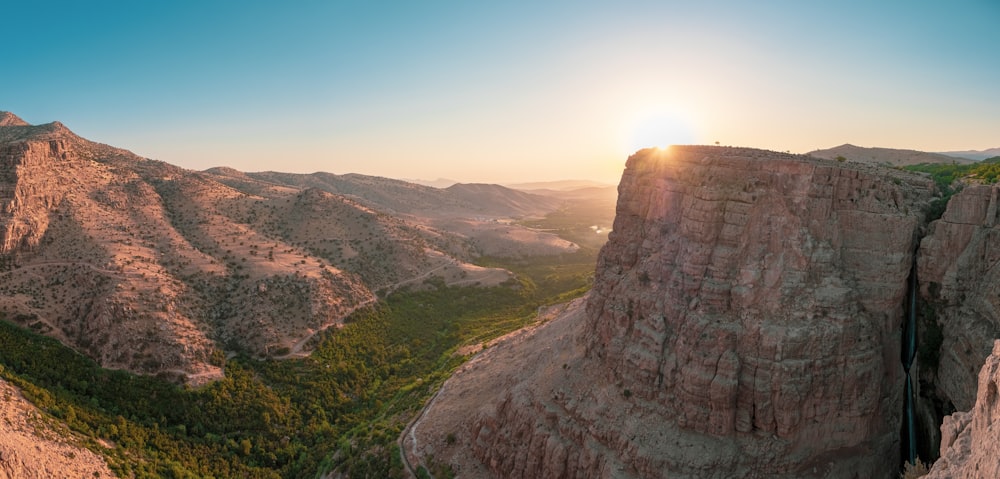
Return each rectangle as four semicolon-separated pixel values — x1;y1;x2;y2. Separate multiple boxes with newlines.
810;143;973;166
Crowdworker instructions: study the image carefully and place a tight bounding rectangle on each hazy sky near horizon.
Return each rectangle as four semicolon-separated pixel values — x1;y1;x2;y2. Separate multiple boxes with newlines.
3;1;998;184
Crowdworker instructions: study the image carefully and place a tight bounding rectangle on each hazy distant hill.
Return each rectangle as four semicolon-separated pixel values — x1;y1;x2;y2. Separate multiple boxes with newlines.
809;143;973;166
938;147;1000;161
442;182;564;217
404;177;458;188
504;179;614;191
206;170;563;218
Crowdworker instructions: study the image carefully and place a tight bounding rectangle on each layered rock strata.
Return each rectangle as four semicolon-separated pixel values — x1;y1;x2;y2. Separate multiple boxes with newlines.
411;146;938;478
918;184;1000;412
926;340;1000;478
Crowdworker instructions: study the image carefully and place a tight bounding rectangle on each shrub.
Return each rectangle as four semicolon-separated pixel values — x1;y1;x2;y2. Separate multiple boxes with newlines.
900;458;929;479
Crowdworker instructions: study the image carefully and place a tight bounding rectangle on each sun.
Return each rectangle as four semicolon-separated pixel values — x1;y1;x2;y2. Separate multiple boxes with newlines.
623;110;697;154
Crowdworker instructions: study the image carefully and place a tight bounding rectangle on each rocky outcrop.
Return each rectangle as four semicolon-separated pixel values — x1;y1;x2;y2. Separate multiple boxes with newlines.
918;184;1000;412
0;111;29;127
926;340;1000;478
410;146;939;478
0;139;76;253
0;378;118;479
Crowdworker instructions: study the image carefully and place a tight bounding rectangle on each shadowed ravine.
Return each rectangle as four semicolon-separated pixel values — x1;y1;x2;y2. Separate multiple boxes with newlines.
902;255;919;466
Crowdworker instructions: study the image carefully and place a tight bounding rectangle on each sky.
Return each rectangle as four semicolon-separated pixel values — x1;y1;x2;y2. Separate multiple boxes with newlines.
3;0;998;184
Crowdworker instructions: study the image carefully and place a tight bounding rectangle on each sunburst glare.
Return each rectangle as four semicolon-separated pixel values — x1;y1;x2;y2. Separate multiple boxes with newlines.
624;110;697;154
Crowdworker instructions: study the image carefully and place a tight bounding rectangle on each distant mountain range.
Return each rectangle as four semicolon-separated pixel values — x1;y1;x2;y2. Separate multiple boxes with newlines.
808;144;975;166
937;147;1000;161
504;179;614;191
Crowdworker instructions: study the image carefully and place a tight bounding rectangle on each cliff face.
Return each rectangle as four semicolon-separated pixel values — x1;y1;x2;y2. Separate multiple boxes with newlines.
0;139;75;253
587;147;931;450
410;146;939;478
926;340;1000;478
918;185;1000;411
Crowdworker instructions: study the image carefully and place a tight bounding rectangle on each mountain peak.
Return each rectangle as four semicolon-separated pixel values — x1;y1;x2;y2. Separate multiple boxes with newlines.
0;111;30;126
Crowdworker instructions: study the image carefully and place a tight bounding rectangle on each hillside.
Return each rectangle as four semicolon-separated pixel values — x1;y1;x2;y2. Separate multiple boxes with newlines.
938;147;1000;161
0;111;610;478
209;169;564;218
205;168;581;259
0;112;529;380
0;377;117;478
809;143;973;166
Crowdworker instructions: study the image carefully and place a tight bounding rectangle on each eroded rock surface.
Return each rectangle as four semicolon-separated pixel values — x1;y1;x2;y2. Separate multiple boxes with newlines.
926;340;1000;478
411;146;938;478
918;184;1000;412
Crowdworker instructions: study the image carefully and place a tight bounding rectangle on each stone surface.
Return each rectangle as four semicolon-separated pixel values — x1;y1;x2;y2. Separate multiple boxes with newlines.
918;184;1000;412
411;146;938;478
926;340;1000;478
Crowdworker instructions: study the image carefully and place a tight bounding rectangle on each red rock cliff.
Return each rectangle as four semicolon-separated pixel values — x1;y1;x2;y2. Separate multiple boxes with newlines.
926;340;1000;478
413;146;939;478
918;184;1000;412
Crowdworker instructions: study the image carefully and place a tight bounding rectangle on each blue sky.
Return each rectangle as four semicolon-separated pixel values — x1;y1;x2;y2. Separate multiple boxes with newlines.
3;1;998;183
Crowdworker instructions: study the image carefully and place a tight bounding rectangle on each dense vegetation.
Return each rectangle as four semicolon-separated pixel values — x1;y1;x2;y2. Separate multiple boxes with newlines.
0;213;603;478
903;157;1000;221
904;157;1000;190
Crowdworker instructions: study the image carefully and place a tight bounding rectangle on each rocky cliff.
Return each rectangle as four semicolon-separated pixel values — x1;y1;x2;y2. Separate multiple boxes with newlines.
926;340;1000;478
409;146;939;478
918;185;1000;412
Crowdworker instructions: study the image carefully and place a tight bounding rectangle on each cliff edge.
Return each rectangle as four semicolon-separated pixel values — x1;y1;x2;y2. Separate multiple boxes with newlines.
409;146;938;478
926;340;1000;478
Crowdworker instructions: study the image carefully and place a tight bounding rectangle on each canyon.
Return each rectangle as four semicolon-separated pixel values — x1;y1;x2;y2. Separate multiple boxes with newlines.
4;109;1000;476
409;146;1000;477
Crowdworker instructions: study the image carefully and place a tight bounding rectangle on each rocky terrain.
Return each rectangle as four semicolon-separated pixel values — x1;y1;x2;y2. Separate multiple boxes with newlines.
914;183;1000;461
0;377;117;479
809;143;974;166
0;112;578;381
411;145;942;478
205;169;580;259
926;340;1000;478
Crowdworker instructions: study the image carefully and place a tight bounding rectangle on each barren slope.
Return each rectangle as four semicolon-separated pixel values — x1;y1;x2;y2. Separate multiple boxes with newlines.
0;378;117;479
809;143;973;166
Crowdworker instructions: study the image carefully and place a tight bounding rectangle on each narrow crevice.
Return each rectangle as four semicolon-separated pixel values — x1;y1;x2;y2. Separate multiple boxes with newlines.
900;254;918;467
